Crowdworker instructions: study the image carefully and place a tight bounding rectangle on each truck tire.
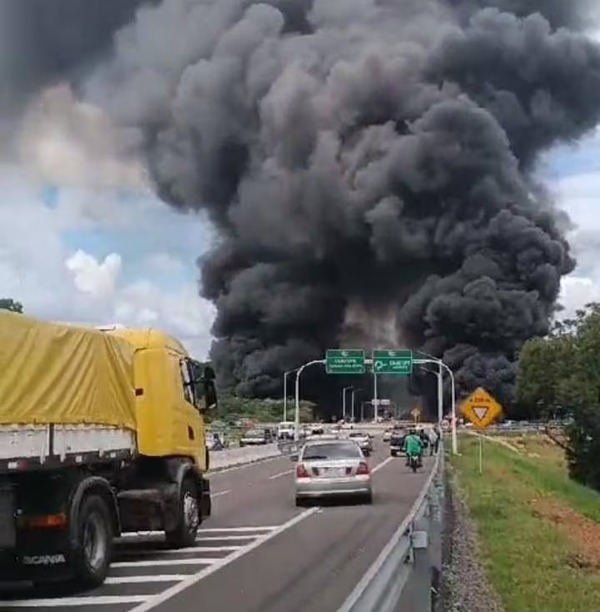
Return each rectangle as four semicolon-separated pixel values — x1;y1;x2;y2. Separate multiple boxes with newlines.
165;477;200;548
71;494;113;588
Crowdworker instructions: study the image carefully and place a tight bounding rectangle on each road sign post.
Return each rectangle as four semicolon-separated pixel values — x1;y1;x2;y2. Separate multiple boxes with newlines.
372;350;413;375
460;387;504;474
326;349;366;375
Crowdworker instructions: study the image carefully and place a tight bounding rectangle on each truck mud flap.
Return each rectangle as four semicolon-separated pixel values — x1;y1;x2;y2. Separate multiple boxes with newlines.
200;478;211;518
0;485;16;549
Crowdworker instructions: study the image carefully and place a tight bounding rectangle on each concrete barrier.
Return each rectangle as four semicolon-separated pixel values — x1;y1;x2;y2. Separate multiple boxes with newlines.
209;443;282;471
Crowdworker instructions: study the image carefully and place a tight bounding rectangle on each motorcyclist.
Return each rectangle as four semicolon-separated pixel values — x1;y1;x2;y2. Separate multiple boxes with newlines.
403;428;424;468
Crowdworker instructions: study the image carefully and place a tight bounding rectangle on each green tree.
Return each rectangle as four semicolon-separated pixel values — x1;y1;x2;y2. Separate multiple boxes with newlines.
214;394;315;424
0;298;24;313
516;303;600;491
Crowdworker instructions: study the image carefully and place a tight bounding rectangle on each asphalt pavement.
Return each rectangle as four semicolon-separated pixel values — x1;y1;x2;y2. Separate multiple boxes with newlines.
0;439;434;612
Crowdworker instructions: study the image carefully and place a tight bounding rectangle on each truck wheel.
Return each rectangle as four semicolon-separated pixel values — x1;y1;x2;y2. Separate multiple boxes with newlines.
71;494;113;588
165;478;200;548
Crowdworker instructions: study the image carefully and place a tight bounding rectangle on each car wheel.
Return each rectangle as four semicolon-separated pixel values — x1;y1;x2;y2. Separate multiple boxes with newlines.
363;492;373;505
295;496;306;507
391;451;397;457
165;477;200;548
71;493;114;588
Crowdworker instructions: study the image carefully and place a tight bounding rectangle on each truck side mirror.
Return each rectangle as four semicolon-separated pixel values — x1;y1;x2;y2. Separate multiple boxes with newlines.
203;379;217;411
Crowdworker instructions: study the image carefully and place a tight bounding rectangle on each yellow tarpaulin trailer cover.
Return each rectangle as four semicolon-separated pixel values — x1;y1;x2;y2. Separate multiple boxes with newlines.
0;312;137;429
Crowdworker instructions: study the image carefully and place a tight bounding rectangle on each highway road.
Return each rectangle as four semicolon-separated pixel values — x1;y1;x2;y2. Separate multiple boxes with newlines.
0;437;435;612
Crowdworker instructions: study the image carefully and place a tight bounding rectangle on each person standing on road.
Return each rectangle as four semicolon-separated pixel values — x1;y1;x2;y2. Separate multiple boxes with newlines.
429;426;440;455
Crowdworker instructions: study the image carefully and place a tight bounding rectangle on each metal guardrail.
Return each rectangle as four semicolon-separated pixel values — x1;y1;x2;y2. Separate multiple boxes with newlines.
338;449;444;612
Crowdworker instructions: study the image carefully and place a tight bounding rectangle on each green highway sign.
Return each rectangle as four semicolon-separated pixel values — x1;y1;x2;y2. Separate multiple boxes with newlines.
372;349;413;375
326;349;366;375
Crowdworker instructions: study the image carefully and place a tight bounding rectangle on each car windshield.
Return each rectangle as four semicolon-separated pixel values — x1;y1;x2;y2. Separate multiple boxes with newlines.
302;442;361;461
245;430;264;438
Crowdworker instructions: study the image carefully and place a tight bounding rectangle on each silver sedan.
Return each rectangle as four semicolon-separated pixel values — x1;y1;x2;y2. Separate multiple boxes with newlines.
293;439;373;506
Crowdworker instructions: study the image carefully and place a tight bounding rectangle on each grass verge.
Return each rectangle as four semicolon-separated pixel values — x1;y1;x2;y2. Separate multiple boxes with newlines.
450;434;600;612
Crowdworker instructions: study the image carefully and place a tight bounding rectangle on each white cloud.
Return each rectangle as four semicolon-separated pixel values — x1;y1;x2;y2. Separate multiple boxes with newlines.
66;250;122;299
0;165;215;359
551;167;600;320
18;84;146;192
559;276;600;318
144;252;185;274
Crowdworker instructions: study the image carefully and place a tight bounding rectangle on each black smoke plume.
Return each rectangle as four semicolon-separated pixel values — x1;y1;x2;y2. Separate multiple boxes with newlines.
3;0;600;413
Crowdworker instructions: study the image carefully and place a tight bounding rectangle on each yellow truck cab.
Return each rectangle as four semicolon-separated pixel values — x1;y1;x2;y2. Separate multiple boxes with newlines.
106;327;211;469
0;313;217;588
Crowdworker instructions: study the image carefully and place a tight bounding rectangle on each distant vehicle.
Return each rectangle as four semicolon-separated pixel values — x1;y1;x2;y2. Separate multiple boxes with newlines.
277;422;295;440
292;439;372;506
383;428;393;442
310;426;325;436
347;431;373;456
390;431;407;457
239;428;270;446
306;432;339;443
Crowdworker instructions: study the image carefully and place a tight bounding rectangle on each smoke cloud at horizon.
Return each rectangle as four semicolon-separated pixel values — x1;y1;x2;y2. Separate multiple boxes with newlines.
3;0;600;410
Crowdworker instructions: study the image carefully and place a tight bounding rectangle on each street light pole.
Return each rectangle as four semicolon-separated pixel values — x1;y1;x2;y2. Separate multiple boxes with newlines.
283;369;297;422
294;359;326;441
413;357;458;454
351;389;359;422
342;386;354;420
417;362;443;426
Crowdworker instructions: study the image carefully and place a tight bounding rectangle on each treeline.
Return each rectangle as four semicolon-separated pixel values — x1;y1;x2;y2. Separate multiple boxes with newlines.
209;394;316;426
0;298;23;313
516;303;600;492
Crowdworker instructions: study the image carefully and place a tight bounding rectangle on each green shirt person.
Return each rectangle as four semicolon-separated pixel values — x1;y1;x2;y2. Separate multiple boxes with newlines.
403;431;424;457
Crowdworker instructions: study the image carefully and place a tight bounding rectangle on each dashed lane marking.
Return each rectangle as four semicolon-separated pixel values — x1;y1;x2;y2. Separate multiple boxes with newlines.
268;469;293;480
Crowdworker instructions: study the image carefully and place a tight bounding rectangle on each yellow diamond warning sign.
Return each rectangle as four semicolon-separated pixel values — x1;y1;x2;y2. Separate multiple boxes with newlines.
460;387;503;429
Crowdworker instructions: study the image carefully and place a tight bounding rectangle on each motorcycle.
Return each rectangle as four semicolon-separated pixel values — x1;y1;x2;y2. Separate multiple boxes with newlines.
407;454;421;473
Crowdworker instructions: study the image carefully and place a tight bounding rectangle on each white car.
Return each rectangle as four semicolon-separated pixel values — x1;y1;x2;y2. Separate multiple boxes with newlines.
382;429;393;442
293;439;372;505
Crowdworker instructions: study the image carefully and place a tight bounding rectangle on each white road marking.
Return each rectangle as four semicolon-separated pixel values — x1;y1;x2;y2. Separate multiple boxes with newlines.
211;489;230;497
196;534;256;541
199;526;277;533
371;456;393;473
105;575;187;584
112;558;218;568
119;525;276;539
0;595;148;607
129;508;320;612
268;468;293;480
120;545;242;555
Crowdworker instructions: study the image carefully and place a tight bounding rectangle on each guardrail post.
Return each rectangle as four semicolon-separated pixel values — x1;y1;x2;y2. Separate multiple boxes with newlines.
397;503;432;612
